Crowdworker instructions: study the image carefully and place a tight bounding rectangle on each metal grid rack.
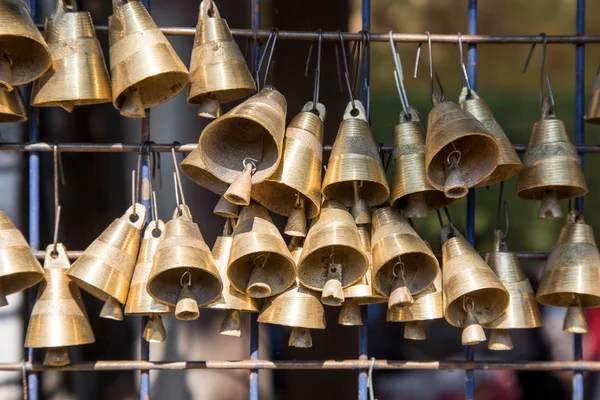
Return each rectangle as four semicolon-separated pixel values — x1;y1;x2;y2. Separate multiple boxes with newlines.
0;0;596;399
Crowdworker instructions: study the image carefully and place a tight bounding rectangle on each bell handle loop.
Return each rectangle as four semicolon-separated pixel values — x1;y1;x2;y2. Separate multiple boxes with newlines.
199;0;220;20
180;270;192;288
446;149;461;166
392;259;406;283
567;209;584;225
254;253;269;269
242;158;258;175
463;296;475;313
57;0;77;12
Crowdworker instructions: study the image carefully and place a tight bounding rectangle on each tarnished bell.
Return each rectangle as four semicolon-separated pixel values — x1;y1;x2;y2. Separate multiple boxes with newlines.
0;87;26;122
585;70;600;124
0;0;51;89
460;89;522;186
147;205;222;321
25;244;95;367
0;211;44;306
517;99;587;220
390;107;451;218
227;205;295;298
67;204;146;321
187;0;255;118
297;201;368;306
425;95;501;199
31;0;111;112
109;0;189;118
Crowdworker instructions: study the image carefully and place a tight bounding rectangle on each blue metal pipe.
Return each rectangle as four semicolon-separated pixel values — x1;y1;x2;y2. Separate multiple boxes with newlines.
358;307;368;400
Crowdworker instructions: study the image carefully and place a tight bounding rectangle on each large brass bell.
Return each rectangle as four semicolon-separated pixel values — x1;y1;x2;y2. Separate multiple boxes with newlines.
441;225;509;346
297;200;368;306
537;211;600;333
187;0;255;118
0;0;51;89
322;101;389;224
109;0;189;118
67;204;146;320
252;102;326;237
31;0;111;112
517;99;587;219
371;207;438;312
0;211;44;306
0;87;26;122
585;69;600;124
227;204;295;298
25;244;95;366
460;89;522;186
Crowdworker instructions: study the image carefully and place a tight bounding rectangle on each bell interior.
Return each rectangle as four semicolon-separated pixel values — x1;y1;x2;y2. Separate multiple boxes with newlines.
116;70;187;110
538;292;600;308
376;252;437;295
148;267;222;306
0;37;49;83
517;185;588;201
229;253;294;294
0;271;43;296
253;181;317;218
393;190;451;213
446;287;509;326
190;87;253;106
299;246;366;289
324;181;389;207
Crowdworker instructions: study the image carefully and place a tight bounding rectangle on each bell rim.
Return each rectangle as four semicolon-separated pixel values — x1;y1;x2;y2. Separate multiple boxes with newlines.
252;180;321;219
390;189;454;215
298;246;369;291
445;287;510;327
113;70;189;111
322;179;390;208
187;87;256;106
0;36;52;85
536;291;600;308
0;270;44;296
516;183;588;200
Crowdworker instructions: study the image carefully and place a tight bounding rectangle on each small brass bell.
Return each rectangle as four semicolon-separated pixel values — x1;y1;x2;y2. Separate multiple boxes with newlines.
25;244;95;366
322;101;390;224
0;0;51;89
227;205;295;298
537;211;600;333
0;87;27;123
67;204;146;320
187;0;255;118
460;89;522;187
297;201;368;306
31;0;111;112
109;0;189;118
585;70;600;124
517;99;587;219
0;211;44;306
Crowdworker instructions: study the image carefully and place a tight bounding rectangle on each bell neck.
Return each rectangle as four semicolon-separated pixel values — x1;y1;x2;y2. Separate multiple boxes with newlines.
371;207;404;231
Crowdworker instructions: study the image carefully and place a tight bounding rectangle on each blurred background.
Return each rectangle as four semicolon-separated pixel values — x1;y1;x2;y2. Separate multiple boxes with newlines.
1;0;600;399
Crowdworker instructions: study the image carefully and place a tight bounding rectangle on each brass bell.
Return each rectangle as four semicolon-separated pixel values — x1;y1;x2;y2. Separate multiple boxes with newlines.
425;94;500;198
25;244;95;366
0;0;51;89
147;204;222;321
297;200;368;306
441;225;509;345
390;107;451;218
67;204;146;320
0;211;44;306
371;207;438;311
252;102;326;237
585;70;600;124
187;0;255;118
483;231;542;351
460;89;522;187
517;99;587;219
31;0;111;112
125;220;173;343
109;0;189;118
227;204;295;298
536;211;600;333
0;87;26;123
322;101;389;224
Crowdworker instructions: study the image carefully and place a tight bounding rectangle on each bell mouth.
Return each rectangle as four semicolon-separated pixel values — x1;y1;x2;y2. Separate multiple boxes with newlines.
323;180;389;208
298;246;368;291
444;186;469;199
147;267;223;307
375;252;438;297
516;184;588;201
115;70;188;111
0;38;51;85
446;288;510;327
229;253;295;298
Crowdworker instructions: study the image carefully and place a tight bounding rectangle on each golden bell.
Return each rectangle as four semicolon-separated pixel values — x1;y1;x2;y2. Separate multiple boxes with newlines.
297;200;368;306
0;211;44;307
517;99;587;220
0;0;51;89
460;89;522;186
25;244;95;366
31;0;111;112
390;107;451;218
227;204;295;298
109;0;189;118
585;70;600;124
536;211;600;333
322;101;389;224
147;205;222;321
0;87;26;123
425;96;500;198
187;0;255;118
214;195;239;219
67;204;146;320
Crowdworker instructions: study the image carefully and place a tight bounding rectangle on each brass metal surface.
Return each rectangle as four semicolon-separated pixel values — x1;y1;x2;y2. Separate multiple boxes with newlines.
488;329;514;351
462;307;487;345
213;195;239;219
386;267;443;322
585;71;600;124
223;163;253;206
180;149;229;195
0;87;26;122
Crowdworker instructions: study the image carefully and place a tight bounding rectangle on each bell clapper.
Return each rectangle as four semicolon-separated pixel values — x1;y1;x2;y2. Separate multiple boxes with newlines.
120;86;146;118
213;195;239;219
461;297;486;346
539;189;563;220
288;327;313;348
99;296;124;321
351;181;371;225
220;309;243;337
322;254;344;306
143;314;168;343
44;347;71;367
224;159;256;206
404;321;427;341
0;54;13;92
488;329;513;351
247;253;272;298
338;298;363;326
197;95;222;119
564;295;588;333
175;271;200;321
59;102;75;113
284;193;308;237
444;149;469;199
404;192;429;219
388;261;414;310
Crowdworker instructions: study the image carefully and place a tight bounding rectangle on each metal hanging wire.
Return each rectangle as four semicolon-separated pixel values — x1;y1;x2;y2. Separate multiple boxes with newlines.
52;144;65;255
304;29;323;113
256;28;279;90
335;30;358;114
522;33;555;112
389;30;410;114
458;32;472;97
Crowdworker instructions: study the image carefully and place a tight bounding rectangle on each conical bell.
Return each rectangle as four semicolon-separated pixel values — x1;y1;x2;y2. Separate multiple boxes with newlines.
187;0;255;117
0;211;44;306
390;107;451;218
322;101;389;223
227;204;295;298
213;195;239;219
517;99;587;219
371;207;438;311
147;205;222;321
0;0;51;89
31;0;111;111
585;70;600;124
109;0;189;118
460;89;522;187
0;87;26;123
483;231;542;350
425;95;501;198
536;211;600;333
297;201;368;306
25;244;95;366
67;204;146;320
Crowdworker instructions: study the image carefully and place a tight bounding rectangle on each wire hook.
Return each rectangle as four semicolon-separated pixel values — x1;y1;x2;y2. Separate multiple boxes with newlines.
336;30;357;113
458;33;472;96
523;33;550;111
52;144;65;255
256;28;279;90
304;30;323;112
389;31;410;113
493;181;509;245
414;32;433;102
171;144;186;207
